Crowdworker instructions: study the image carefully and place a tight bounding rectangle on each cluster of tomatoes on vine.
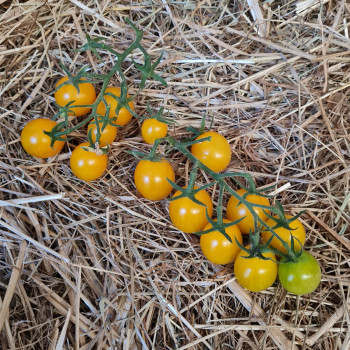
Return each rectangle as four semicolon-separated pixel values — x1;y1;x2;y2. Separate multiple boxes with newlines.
19;20;321;296
131;126;321;296
21;77;135;181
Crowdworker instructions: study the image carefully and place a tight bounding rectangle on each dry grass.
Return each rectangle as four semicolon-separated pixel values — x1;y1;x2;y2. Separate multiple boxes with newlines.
1;0;350;349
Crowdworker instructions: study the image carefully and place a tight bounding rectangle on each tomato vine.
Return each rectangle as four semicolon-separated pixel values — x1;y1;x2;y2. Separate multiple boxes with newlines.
20;19;321;295
45;18;167;151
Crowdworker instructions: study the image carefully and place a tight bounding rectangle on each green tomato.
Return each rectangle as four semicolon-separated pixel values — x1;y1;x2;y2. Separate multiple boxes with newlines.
278;251;321;295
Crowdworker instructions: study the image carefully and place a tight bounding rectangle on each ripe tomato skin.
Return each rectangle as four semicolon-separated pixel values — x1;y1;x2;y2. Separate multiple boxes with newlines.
70;142;108;182
141;118;167;144
234;248;277;292
261;215;306;254
200;219;242;265
134;159;175;200
169;187;213;233
96;87;134;126
21;118;65;158
226;189;270;234
87;120;117;147
278;251;321;295
191;131;231;172
55;76;96;117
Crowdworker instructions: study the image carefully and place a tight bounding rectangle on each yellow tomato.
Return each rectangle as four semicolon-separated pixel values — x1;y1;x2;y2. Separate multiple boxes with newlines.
200;219;242;265
191;131;231;172
96;87;134;126
226;189;270;234
55;76;96;117
70;142;108;182
21;118;65;158
134;159;175;200
234;247;277;292
141;118;167;144
169;187;213;233
261;215;306;254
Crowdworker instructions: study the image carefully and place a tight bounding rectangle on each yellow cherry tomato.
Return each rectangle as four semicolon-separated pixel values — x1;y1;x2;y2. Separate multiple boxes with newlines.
191;131;231;172
141;118;167;144
70;142;108;182
234;247;277;292
261;215;306;254
21;118;65;158
96;87;134;126
134;159;175;200
87;120;117;147
226;189;270;234
169;187;213;233
55;76;96;117
200;219;242;265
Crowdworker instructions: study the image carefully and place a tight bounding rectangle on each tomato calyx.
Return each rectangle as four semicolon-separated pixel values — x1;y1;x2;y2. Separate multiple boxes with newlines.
141;103;175;126
264;203;305;231
168;160;215;206
185;114;214;140
196;184;243;243
197;216;243;244
43;120;67;147
81;143;106;156
55;65;94;95
128;148;165;163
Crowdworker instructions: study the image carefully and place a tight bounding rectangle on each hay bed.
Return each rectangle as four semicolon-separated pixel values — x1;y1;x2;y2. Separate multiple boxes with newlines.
0;0;350;349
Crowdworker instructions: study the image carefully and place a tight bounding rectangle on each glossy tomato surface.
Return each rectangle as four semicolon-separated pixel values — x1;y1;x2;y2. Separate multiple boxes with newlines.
70;142;108;182
87;120;117;147
278;251;321;295
191;131;231;172
141;118;167;144
55;76;96;117
234;248;277;292
134;159;175;200
261;215;306;254
21;118;65;158
169;187;213;233
200;219;242;265
226;189;270;234
96;87;134;126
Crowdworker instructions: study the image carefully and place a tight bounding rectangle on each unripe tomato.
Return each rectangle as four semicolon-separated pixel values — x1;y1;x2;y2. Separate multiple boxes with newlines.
169;187;213;233
134;159;175;200
191;131;231;172
55;76;96;117
70;142;108;182
96;87;134;126
21;118;65;158
87;120;117;147
261;215;306;254
200;219;242;265
234;247;277;292
141;118;167;144
278;251;321;295
226;189;270;234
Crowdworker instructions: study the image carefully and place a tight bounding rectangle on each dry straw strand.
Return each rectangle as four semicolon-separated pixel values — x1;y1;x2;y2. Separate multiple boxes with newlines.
0;0;349;349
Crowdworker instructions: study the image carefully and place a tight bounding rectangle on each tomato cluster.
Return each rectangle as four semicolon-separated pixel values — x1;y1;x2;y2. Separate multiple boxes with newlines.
21;80;321;295
133;123;321;295
20;77;136;182
20;27;321;297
